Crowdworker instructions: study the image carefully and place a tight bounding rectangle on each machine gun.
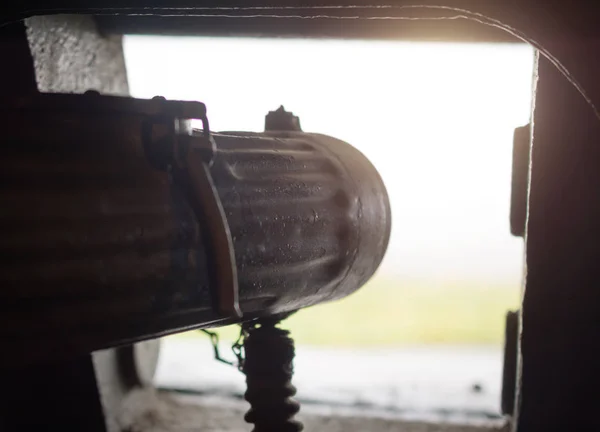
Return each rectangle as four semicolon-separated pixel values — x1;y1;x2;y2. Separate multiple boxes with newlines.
0;88;390;430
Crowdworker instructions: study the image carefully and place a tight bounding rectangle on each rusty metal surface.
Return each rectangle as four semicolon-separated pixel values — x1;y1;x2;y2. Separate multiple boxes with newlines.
0;94;390;366
211;130;391;314
0;94;218;366
172;126;242;319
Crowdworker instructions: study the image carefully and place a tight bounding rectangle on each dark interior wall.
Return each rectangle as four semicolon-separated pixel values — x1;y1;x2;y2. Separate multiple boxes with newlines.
517;42;600;432
19;15;132;432
25;14;129;95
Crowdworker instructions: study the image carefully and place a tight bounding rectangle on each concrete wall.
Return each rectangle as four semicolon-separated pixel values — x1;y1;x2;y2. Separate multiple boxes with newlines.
25;14;129;95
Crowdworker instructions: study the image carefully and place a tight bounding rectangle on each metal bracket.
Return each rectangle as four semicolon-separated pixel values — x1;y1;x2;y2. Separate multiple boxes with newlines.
142;97;242;319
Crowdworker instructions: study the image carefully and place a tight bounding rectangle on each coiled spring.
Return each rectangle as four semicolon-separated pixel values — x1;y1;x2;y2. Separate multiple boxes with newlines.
243;319;303;432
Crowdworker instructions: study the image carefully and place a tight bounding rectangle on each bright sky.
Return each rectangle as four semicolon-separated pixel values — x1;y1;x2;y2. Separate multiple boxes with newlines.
124;36;534;288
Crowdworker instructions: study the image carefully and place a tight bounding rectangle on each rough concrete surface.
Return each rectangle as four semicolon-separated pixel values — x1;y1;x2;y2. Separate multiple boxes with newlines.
119;389;508;432
25;14;129;95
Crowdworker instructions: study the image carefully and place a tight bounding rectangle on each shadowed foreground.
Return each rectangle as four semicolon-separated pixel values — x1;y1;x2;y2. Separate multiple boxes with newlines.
120;389;508;432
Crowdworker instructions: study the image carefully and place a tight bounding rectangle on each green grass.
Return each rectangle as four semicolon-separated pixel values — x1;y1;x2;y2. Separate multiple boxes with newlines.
179;279;521;346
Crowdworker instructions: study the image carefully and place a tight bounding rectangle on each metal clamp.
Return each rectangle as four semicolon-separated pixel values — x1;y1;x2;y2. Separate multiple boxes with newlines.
142;97;242;319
